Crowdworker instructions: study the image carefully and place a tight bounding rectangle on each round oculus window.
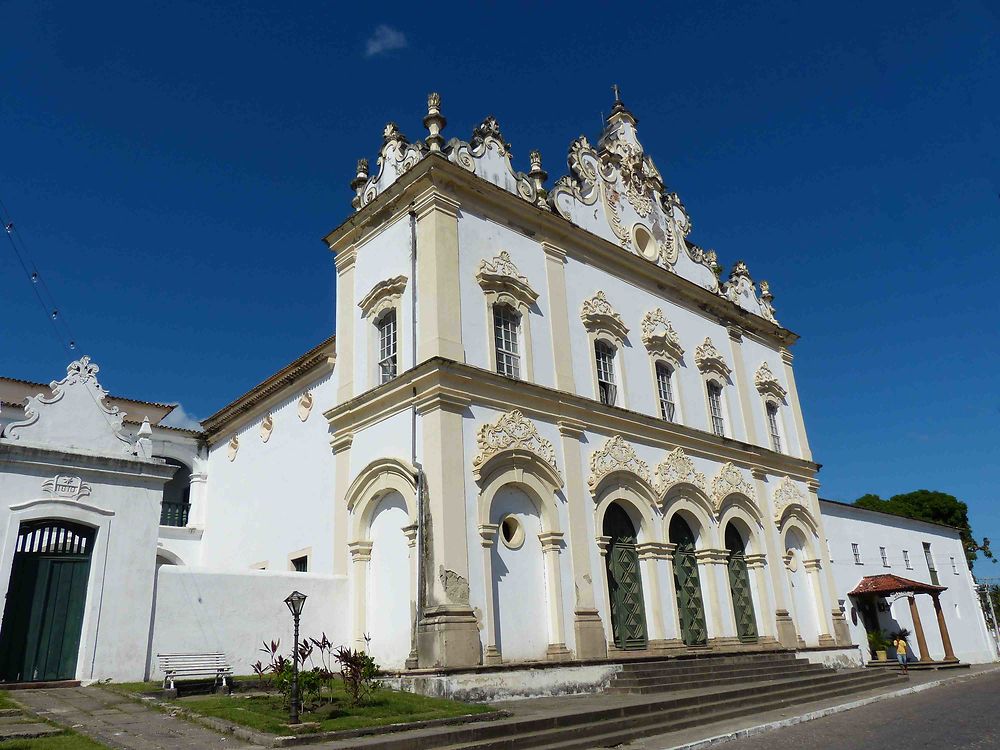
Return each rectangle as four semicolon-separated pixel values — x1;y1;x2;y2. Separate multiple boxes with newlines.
633;224;658;262
499;514;525;550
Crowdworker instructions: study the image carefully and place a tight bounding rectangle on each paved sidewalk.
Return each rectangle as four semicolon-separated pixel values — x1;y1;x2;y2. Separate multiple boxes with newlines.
12;686;266;750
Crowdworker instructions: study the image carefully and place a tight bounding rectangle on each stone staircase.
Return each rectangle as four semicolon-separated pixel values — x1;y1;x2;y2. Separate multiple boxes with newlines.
340;652;905;750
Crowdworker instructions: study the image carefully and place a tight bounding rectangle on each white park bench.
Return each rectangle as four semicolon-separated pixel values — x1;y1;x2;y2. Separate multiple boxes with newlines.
157;652;233;691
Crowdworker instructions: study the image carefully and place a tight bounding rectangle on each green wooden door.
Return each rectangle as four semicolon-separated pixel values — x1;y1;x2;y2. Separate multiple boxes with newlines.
0;521;94;682
725;524;758;643
669;516;707;646
603;504;647;650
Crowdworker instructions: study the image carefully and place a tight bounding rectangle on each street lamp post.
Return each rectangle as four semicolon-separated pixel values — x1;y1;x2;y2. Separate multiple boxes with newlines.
284;591;307;724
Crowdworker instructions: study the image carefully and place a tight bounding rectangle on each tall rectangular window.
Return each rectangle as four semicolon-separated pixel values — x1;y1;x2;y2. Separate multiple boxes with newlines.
852;543;861;564
903;549;911;569
923;542;939;585
708;382;725;436
655;363;676;421
595;342;617;406
377;311;397;384
291;555;308;573
766;402;782;452
880;546;889;567
951;556;958;574
493;304;521;379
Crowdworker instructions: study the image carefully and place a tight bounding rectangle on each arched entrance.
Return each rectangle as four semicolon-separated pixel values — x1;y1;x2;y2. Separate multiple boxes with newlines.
603;503;647;649
0;520;95;682
367;492;412;668
669;515;707;646
724;523;758;643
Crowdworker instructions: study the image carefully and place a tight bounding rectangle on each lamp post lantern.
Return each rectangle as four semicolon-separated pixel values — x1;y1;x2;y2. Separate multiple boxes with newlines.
284;590;307;724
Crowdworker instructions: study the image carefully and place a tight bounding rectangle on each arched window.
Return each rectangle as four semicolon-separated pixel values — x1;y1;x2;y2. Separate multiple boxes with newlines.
376;310;397;384
707;382;726;437
159;458;191;527
595;341;617;406
766;402;782;452
493;304;521;379
655;362;675;421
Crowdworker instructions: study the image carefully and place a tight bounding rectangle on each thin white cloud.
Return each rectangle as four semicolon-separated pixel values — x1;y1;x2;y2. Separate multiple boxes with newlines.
365;24;407;57
160;403;201;431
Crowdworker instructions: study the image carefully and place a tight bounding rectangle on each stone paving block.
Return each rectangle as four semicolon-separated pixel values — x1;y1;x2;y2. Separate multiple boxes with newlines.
0;722;62;739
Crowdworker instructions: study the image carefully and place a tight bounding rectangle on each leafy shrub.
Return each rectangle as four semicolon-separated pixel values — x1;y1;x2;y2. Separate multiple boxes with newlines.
334;641;381;706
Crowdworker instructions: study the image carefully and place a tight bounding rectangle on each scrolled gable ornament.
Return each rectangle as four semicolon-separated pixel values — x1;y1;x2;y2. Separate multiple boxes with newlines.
694;337;731;378
580;291;629;341
653;447;708;497
472;410;559;480
475;251;538;307
772;476;812;528
754;362;787;400
587;435;651;491
640;308;684;362
710;462;756;509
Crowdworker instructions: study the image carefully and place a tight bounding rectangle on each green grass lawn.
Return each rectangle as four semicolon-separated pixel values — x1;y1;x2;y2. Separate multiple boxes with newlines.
173;685;491;735
0;733;110;749
0;691;18;710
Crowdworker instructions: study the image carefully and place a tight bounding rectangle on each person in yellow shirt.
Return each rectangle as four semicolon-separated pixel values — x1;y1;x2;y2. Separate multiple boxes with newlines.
893;635;910;674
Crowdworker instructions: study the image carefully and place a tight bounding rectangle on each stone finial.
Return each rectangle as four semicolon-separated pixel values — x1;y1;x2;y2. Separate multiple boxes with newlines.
528;150;548;207
350;158;369;210
759;280;773;303
134;416;153;458
423;92;446;152
608;83;635;123
730;260;751;280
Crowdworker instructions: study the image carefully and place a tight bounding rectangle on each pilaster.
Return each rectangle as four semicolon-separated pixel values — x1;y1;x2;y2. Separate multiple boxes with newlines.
540;532;572;660
779;347;812;460
334;246;357;402
331;432;354;576
752;468;799;648
727;326;757;445
543;242;577;392
414;189;464;363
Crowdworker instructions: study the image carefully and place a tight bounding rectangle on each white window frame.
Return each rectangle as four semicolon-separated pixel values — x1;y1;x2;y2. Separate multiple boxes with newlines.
594;339;619;407
376;309;398;384
492;302;523;379
695;337;736;439
706;379;727;437
654;360;677;422
903;549;911;569
880;546;889;567
852;542;862;565
765;400;784;453
477;251;537;382
581;292;630;409
358;275;408;388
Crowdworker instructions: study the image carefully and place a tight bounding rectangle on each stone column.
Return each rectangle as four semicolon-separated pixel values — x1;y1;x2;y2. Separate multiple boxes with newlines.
932;594;958;662
187;470;208;530
803;559;836;646
415;393;480;668
414;189;464;363
348;540;373;651
727;326;758;445
745;553;778;645
637;542;667;648
660;543;683;646
753;469;798;647
779;347;812;461
539;532;571;660
403;524;420;668
698;549;740;647
478;524;501;664
559;420;607;658
596;535;613;648
331;433;354;576
333;246;357;402
542;242;577;392
908;595;931;662
807;479;852;646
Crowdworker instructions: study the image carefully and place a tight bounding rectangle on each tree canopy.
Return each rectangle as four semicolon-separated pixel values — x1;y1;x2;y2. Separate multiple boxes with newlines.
853;490;993;569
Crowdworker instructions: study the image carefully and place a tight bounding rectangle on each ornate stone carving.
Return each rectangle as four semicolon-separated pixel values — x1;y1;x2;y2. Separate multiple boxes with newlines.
694;338;731;378
640;308;684;362
758;280;778;324
580;291;629;341
4;355;134;456
297;391;314;422
227;435;239;462
587;435;650;490
472;410;558;478
773;476;809;525
448;115;542;207
711;462;756;507
475;251;538;308
42;474;92;502
754;362;787;400
358;275;408;318
260;414;273;443
653;447;707;497
356;123;425;209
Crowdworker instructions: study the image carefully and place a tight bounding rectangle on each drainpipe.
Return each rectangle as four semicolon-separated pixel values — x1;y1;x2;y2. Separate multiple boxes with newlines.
407;208;425;670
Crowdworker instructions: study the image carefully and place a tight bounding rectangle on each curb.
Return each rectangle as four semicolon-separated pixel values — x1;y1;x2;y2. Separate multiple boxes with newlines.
660;665;1000;750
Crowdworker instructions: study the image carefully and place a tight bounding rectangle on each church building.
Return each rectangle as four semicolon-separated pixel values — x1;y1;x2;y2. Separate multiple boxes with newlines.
0;93;993;687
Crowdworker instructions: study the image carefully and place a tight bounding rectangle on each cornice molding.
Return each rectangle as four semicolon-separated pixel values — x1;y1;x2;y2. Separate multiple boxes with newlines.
358;275;408;318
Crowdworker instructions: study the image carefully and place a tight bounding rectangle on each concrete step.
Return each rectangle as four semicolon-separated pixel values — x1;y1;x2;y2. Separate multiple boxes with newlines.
608;663;829;693
0;722;62;740
610;658;824;684
616;651;799;672
437;671;903;750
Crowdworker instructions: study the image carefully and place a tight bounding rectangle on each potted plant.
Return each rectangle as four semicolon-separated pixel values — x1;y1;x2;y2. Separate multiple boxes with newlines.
867;630;889;661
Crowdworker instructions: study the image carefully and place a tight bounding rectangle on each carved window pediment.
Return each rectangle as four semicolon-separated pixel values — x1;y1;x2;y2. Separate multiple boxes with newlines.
653;447;707;497
581;291;629;342
754;362;787;400
773;476;813;528
475;251;538;308
695;337;731;379
472;409;559;481
641;308;684;362
710;462;755;509
588;435;650;491
358;275;408;318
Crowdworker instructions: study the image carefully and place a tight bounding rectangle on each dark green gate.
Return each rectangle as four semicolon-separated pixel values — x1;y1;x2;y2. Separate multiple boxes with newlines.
604;503;647;650
0;521;95;682
669;515;707;646
725;524;758;643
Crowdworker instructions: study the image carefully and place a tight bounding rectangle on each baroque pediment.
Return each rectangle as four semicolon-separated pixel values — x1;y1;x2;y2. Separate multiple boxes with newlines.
653;447;707;497
694;338;731;378
475;251;538;307
711;462;756;507
588;435;650;490
773;476;811;527
641;308;684;362
580;291;629;341
754;362;787;400
472;409;559;480
358;275;408;318
3;356;137;457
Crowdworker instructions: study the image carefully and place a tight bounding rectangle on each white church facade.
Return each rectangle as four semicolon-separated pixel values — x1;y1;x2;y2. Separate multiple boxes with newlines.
1;93;993;686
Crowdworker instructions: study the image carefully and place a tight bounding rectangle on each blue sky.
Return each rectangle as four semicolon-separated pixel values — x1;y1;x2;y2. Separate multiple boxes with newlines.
2;2;997;567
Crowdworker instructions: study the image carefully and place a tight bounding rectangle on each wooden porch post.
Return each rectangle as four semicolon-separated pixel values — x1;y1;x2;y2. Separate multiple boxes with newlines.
907;595;931;662
932;594;958;662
